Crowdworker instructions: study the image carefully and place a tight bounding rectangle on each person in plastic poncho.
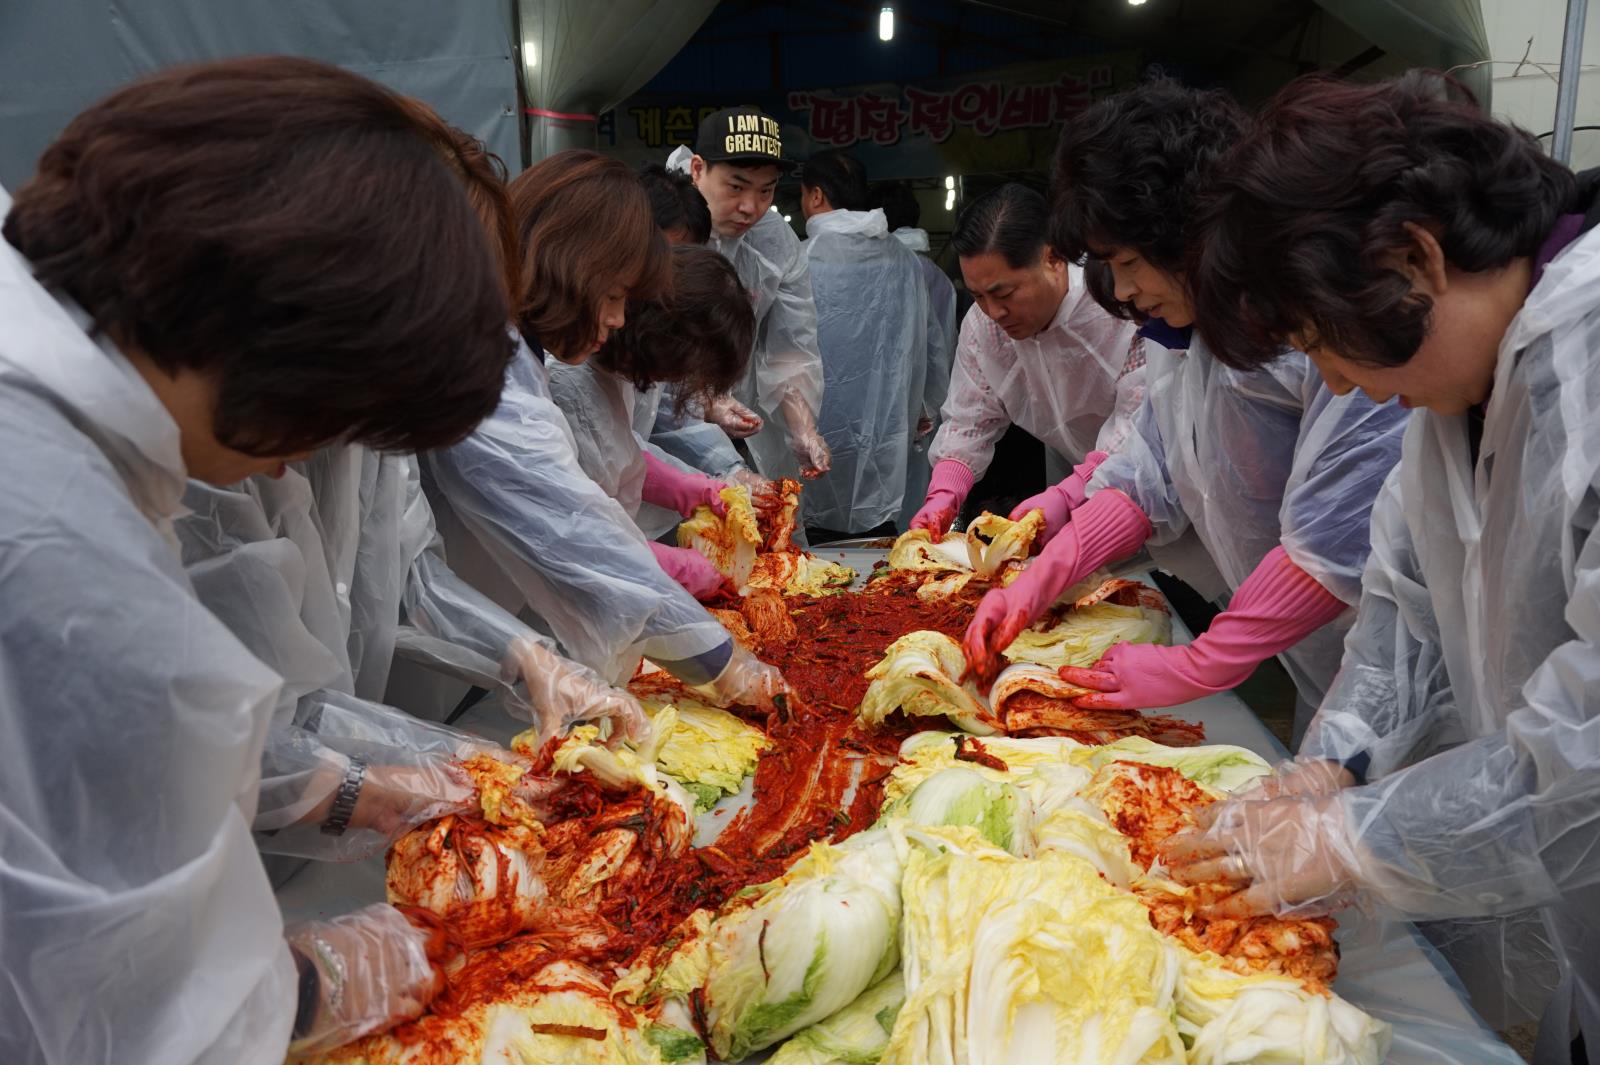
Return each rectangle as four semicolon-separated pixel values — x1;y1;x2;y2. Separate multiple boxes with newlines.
177;104;636;874
424;152;788;714
665;105;833;483
1159;73;1600;1065
880;181;959;530
961;80;1410;745
549;244;759;577
906;182;1148;540
797;149;939;541
631;163;764;515
0;59;516;1062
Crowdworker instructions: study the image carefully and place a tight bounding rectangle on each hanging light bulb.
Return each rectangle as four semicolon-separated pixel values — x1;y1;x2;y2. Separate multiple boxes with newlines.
879;5;895;42
784;214;793;222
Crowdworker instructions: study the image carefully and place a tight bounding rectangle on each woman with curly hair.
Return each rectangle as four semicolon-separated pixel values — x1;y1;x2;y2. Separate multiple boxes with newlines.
1168;71;1600;1062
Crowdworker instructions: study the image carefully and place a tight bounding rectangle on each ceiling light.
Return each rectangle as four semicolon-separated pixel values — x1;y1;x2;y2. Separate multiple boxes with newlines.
784;214;792;222
944;175;955;190
1128;0;1147;6
879;5;895;42
945;190;956;211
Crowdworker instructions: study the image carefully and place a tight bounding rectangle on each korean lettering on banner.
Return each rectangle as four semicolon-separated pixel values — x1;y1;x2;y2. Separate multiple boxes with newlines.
625;104;723;148
788;64;1115;148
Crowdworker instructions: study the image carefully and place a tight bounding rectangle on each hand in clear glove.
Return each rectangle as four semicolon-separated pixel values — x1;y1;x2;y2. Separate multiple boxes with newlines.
915;415;935;440
509;636;649;745
641;453;727;517
962;490;1152;684
728;467;774;495
705;394;763;438
649;541;731;601
343;761;477;842
286;903;444;1054
699;643;790;714
909;460;975;537
1007;451;1107;545
791;426;832;479
1157;792;1362;919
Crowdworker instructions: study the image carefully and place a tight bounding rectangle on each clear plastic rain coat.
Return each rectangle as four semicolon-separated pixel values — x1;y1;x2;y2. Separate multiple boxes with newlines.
423;341;733;686
177;446;541;861
0;193;298;1063
1088;336;1409;723
894;227;959;529
1299;221;1600;1055
928;265;1145;481
802;207;936;532
668;146;826;481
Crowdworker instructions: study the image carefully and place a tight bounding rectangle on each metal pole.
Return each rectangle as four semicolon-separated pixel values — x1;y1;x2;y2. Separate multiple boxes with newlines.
1551;0;1590;165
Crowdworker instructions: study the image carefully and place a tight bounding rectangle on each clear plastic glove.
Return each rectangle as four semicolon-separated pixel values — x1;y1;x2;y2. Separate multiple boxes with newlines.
909;459;975;537
1158;792;1363;920
962;489;1152;683
705;394;763;438
1007;451;1107;545
729;467;774;494
915;414;935;440
341;761;477;842
641;452;727;518
509;636;649;745
698;643;790;714
649;541;730;601
779;392;832;478
286;903;443;1054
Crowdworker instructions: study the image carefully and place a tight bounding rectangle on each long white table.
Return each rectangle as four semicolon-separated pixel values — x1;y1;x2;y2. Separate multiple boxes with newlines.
278;550;1522;1064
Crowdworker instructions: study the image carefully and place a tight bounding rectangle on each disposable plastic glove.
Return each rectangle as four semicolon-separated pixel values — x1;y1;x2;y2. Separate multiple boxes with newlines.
641;452;728;518
728;467;774;494
699;643;791;714
706;393;763;438
286;904;443;1054
649;541;730;601
509;636;649;744
1058;546;1348;710
1157;792;1364;920
1007;451;1108;545
962;489;1152;683
779;392;832;477
908;459;974;537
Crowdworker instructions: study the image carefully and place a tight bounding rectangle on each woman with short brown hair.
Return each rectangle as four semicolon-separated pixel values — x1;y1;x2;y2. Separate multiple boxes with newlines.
0;56;515;1062
424;152;792;715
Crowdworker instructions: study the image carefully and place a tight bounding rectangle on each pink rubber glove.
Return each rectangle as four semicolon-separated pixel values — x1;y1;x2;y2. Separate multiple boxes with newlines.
1060;546;1348;710
641;452;727;518
1008;451;1108;545
649;541;728;601
908;459;975;536
963;489;1152;683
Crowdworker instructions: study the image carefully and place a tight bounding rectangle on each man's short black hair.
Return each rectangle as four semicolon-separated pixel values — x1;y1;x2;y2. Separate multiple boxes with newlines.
877;181;921;232
4;56;514;456
800;149;871;212
950;183;1048;269
639;163;711;243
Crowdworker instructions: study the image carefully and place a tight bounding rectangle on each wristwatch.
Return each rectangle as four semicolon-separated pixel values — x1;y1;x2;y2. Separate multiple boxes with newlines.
321;758;368;836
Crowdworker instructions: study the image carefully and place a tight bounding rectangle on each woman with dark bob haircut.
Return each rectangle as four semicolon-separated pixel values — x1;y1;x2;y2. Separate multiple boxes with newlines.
0;57;516;1060
963;77;1410;754
1169;72;1600;1063
424;154;793;717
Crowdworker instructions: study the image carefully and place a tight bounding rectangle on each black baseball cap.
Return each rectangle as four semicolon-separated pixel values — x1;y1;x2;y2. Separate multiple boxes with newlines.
694;106;797;171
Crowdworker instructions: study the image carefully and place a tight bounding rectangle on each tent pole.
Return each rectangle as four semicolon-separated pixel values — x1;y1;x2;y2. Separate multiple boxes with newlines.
1552;0;1590;164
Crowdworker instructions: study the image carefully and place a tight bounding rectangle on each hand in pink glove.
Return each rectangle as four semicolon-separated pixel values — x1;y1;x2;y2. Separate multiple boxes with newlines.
649;541;728;601
908;459;975;537
962;489;1152;683
1059;546;1348;710
641;453;727;518
1008;451;1108;545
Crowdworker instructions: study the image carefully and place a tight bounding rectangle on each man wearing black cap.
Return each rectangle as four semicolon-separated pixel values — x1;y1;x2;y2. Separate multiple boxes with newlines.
665;106;832;484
